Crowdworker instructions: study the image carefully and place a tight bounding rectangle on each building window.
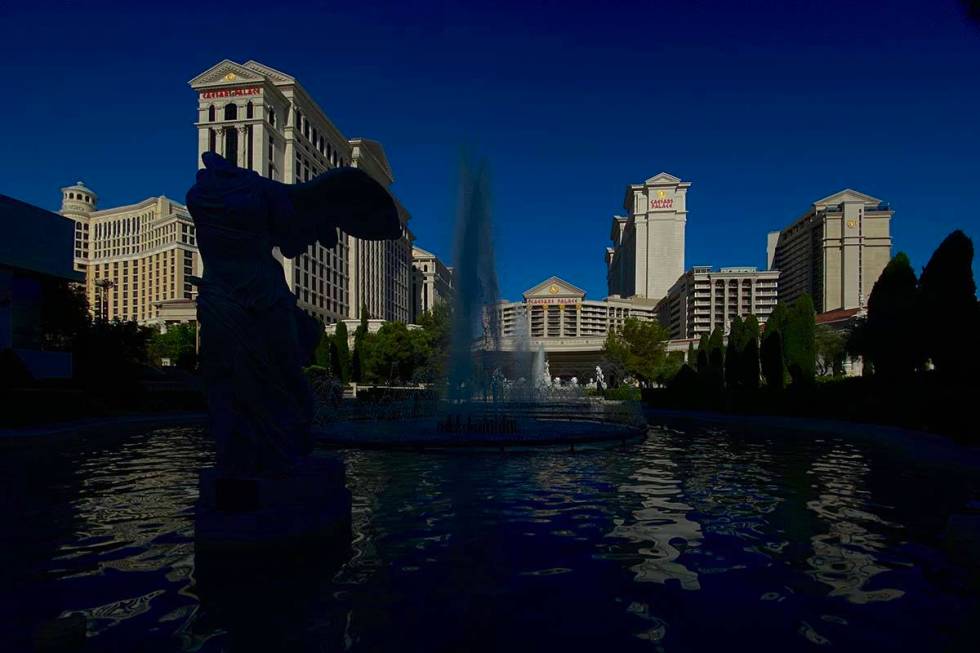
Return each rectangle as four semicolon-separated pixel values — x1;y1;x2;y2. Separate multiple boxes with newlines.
224;103;237;121
246;101;253;119
225;127;238;163
208;128;216;152
208;104;215;122
247;125;254;169
268;107;276;128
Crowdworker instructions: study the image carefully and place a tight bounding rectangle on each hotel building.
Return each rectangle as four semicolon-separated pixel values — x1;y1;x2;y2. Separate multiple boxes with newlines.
59;183;200;324
411;246;454;321
607;172;690;302
767;189;892;313
189;59;413;324
494;277;660;377
656;266;780;340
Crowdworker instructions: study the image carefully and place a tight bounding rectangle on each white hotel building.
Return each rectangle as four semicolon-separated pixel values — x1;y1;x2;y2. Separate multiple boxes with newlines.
189;60;414;324
59;183;200;324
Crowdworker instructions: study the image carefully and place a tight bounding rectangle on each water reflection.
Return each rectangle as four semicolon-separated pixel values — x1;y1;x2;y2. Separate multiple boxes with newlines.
1;423;977;652
805;444;905;604
604;443;704;590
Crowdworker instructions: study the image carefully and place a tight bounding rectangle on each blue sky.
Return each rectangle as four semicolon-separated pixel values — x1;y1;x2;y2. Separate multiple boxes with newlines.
1;0;978;300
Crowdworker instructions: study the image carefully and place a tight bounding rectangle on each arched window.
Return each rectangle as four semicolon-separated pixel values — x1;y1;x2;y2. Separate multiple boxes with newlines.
268;107;276;127
225;127;238;163
246;101;253;119
208;104;215;121
224;103;238;120
69;192;74;199
208;128;216;152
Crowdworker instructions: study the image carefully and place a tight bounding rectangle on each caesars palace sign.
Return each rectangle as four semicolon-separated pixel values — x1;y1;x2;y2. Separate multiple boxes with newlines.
527;297;580;306
199;86;263;100
650;190;673;210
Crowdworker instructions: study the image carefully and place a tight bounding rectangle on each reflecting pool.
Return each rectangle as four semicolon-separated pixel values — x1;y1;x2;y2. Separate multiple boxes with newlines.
2;423;978;651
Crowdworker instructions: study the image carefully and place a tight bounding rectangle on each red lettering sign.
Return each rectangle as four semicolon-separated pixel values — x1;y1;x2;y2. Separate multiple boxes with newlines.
199;87;263;99
527;298;580;305
650;198;673;209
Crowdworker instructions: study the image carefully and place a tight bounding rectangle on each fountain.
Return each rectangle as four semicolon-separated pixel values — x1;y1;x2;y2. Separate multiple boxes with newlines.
314;155;645;448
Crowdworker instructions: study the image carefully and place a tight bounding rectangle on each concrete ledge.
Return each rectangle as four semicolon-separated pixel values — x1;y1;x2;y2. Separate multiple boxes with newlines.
0;411;208;441
644;407;980;469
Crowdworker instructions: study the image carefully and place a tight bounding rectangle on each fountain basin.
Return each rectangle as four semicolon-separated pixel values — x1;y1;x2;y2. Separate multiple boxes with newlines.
313;407;646;450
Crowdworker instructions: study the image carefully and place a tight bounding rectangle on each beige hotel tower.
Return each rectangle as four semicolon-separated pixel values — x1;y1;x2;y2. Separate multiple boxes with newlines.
189;59;414;324
606;172;689;303
767;189;892;313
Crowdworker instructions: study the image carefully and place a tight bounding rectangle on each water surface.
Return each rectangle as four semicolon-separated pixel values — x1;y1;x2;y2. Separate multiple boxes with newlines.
1;423;978;651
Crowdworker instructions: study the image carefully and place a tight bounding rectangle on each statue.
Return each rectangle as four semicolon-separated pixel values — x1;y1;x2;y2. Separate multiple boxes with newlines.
595;365;605;391
186;152;399;476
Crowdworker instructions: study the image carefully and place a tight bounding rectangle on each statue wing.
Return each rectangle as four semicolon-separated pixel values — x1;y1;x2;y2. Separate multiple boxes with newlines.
269;167;402;258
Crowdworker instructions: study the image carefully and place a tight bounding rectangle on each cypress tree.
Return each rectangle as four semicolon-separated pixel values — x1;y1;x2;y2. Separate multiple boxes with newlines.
313;326;332;368
784;294;816;386
351;345;362;383
725;316;744;391
919;230;978;382
329;338;342;380
708;326;725;395
865;252;922;380
696;332;710;372
761;303;788;390
696;332;710;387
741;314;761;390
358;302;369;337
334;321;351;383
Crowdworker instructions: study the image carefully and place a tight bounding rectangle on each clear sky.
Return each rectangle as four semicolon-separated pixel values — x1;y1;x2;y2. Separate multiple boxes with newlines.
1;0;978;300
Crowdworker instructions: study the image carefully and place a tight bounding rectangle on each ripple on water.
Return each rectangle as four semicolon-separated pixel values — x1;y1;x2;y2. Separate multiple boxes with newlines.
1;423;978;652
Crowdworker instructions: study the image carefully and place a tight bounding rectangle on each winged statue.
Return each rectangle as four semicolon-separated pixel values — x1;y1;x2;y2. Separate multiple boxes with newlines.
186;152;400;475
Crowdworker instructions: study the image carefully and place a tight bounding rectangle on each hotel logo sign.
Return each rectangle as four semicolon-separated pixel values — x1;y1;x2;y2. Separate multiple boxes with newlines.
527;297;580;306
199;86;263;99
650;190;673;210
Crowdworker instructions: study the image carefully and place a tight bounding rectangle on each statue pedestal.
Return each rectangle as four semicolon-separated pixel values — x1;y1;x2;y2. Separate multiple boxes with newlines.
195;456;351;553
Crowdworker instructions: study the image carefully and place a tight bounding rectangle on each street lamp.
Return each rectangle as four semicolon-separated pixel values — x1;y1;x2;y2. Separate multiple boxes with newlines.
95;278;115;322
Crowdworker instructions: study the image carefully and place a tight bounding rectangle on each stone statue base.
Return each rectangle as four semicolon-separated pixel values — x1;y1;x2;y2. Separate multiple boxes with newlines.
195;456;351;554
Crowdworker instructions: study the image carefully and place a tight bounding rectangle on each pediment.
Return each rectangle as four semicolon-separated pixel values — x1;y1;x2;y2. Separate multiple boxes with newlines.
523;276;586;299
644;171;681;185
242;60;295;83
189;60;264;88
813;188;882;207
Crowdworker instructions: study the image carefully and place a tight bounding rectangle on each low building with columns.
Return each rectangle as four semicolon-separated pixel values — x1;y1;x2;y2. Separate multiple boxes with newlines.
189;59;414;324
493;277;661;378
655;266;780;340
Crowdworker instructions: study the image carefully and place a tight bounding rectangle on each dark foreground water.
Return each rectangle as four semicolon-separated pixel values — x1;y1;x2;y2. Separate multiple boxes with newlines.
2;423;979;651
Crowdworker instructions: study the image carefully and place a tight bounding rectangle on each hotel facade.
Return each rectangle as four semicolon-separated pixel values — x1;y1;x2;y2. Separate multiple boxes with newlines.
767;189;893;313
493;276;661;377
607;172;690;302
656;266;780;340
59;183;200;324
411;246;454;321
189;59;414;324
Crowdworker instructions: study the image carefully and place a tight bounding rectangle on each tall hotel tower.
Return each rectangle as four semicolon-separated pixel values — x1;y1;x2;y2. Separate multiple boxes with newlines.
606;172;690;303
188;60;413;324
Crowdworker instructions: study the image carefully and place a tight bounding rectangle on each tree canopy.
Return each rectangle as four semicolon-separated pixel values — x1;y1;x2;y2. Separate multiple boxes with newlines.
602;317;671;387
